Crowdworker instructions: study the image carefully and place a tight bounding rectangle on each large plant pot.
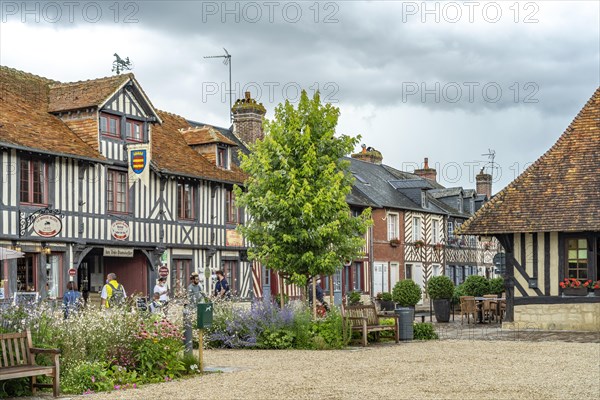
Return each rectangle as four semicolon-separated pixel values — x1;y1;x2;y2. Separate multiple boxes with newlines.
380;300;395;311
432;299;451;322
594;289;600;297
562;287;587;296
395;306;414;341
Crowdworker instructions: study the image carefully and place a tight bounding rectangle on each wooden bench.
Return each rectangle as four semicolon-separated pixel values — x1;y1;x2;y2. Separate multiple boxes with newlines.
342;304;399;346
0;330;61;397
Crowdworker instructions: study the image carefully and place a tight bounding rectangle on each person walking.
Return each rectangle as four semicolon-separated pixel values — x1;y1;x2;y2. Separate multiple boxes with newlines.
153;277;169;302
213;270;231;299
63;281;81;319
100;273;126;309
187;272;206;305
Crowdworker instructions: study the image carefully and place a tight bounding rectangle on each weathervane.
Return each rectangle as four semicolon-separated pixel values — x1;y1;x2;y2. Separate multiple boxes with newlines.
112;53;133;75
204;48;233;122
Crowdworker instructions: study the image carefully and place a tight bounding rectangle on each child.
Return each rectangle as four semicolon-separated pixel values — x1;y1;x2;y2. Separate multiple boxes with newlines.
149;292;163;314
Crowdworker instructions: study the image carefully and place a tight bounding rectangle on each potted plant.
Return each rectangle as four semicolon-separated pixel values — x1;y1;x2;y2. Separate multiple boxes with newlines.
592;280;600;296
488;277;505;297
379;292;395;311
389;238;400;247
414;240;426;249
462;275;490;297
426;276;454;322
560;278;590;296
434;243;444;252
347;290;362;305
392;280;422;341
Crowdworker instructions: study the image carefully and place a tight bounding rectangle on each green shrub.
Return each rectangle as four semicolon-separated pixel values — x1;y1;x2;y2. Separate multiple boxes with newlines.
380;292;393;301
452;283;467;304
347;291;362;305
310;307;349;349
259;328;296;349
413;323;438;340
392;280;422;306
462;275;490;297
426;276;454;299
0;377;31;397
488;277;505;296
62;361;113;394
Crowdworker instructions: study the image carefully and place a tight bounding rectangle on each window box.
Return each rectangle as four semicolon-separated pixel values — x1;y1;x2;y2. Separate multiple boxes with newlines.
389;238;400;247
414;240;426;249
562;287;588;297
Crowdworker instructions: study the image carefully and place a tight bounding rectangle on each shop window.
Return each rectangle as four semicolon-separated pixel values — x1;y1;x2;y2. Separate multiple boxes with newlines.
46;254;61;299
177;181;196;220
171;259;191;297
20;159;48;205
17;254;36;292
107;169;128;213
352;262;362;291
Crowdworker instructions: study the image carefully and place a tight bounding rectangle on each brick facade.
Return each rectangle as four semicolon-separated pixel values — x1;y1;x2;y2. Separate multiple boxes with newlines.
232;92;266;145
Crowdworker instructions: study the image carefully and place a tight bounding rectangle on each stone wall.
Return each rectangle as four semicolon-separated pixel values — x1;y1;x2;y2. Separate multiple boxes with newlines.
503;303;600;331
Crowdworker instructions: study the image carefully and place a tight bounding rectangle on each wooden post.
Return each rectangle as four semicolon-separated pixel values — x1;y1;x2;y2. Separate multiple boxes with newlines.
198;328;204;373
279;273;285;308
329;275;334;307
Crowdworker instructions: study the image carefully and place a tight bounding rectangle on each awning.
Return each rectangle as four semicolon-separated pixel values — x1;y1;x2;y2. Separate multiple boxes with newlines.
0;247;24;261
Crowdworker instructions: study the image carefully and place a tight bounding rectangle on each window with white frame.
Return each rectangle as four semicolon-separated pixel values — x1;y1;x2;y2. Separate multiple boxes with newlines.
412;217;422;242
387;213;399;241
432;219;440;244
448;221;454;237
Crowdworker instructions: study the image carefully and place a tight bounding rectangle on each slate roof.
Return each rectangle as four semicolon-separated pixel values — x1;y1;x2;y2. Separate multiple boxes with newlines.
459;87;600;235
0;66;103;160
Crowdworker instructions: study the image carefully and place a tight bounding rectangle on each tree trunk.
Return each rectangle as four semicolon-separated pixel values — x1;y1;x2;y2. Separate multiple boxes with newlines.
329;275;334;307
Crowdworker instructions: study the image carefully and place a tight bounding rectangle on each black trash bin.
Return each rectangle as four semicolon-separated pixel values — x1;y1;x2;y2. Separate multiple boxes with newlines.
395;307;414;341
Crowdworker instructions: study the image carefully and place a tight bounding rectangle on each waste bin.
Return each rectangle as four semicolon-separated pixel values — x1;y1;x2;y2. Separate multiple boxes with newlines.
197;303;214;329
395;307;414;341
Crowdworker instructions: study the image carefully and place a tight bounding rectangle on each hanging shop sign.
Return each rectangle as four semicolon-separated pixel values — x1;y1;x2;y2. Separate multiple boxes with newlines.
103;247;134;257
32;215;62;238
19;207;65;237
111;221;130;241
226;229;243;247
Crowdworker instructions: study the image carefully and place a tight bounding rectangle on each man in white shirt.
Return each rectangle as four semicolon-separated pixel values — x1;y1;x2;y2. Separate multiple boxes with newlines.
153;277;169;302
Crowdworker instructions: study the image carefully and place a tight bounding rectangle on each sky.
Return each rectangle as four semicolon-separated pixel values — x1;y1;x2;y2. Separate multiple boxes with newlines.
1;0;598;193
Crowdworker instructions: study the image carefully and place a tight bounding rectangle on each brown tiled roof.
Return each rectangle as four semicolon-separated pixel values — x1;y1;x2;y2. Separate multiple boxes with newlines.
459;88;600;235
0;66;103;160
181;126;237;146
48;74;132;112
153;111;246;184
63;117;99;151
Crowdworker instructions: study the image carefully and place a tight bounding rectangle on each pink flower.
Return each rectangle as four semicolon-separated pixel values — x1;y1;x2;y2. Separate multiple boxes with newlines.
133;383;137;389
114;385;121;390
91;376;96;383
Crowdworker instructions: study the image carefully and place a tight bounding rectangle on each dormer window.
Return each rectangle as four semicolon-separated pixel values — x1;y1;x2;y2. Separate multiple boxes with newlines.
217;145;229;169
100;113;120;138
126;120;143;142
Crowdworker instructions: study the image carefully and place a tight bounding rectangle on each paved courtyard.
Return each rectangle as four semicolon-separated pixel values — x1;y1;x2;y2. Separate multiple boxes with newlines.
25;334;598;400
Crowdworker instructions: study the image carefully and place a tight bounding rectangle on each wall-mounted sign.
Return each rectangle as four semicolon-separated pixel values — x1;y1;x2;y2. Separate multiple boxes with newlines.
159;266;169;277
226;229;243;247
104;247;134;257
111;221;130;241
68;268;77;277
33;215;62;238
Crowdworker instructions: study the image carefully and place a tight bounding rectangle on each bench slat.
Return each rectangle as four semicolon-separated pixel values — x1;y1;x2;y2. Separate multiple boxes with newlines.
0;332;28;340
1;339;8;368
7;337;15;366
20;337;31;365
1;365;55;380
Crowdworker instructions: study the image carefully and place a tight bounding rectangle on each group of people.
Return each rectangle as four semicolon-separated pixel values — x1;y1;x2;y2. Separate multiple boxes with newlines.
62;269;231;317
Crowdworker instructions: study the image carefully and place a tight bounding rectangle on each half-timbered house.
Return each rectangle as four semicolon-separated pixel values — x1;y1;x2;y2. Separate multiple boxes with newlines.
0;66;256;302
458;87;600;331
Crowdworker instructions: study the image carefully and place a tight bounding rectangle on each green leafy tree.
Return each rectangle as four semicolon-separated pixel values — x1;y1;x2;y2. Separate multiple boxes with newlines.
235;91;371;290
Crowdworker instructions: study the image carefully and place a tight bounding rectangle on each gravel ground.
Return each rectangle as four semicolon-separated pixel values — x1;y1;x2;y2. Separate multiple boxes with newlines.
68;340;599;400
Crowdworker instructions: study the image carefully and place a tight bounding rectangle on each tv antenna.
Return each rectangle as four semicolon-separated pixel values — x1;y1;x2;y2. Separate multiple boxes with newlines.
481;149;498;177
204;48;233;123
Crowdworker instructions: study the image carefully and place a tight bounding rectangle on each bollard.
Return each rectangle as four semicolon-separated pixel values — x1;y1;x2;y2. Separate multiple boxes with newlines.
183;304;193;356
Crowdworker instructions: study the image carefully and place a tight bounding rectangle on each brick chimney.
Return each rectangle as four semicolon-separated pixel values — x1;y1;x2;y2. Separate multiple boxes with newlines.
414;157;437;182
476;167;492;199
232;91;266;144
351;144;383;164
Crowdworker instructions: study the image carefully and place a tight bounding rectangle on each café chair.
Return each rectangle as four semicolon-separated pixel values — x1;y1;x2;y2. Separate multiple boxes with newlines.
482;294;498;323
459;296;478;324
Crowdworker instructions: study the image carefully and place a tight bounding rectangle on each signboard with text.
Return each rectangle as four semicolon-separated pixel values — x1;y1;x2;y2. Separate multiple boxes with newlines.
103;247;134;257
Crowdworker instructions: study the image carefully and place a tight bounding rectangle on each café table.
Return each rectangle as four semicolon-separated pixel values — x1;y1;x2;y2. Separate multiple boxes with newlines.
474;297;504;323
